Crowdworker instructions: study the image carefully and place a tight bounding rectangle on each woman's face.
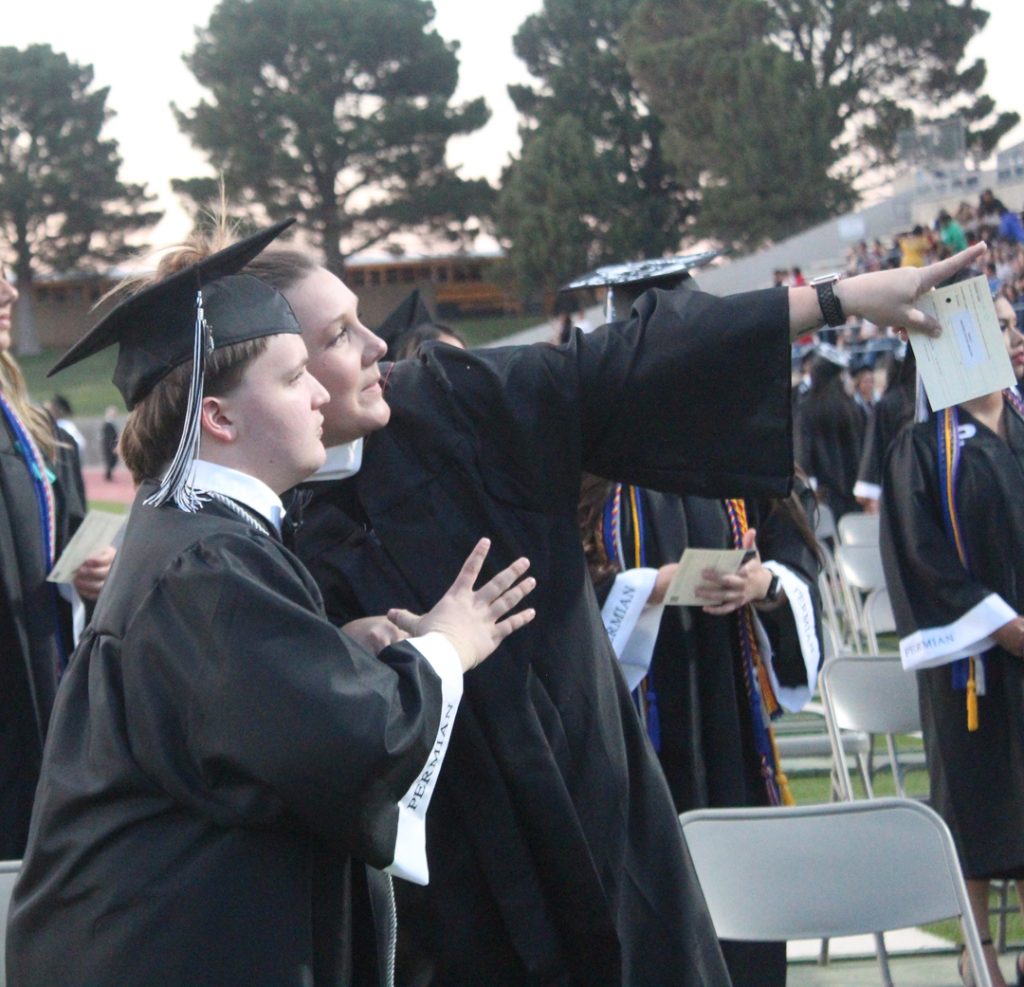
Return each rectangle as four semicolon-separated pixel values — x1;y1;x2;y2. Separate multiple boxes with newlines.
0;266;19;355
213;332;330;494
997;297;1024;381
281;267;390;446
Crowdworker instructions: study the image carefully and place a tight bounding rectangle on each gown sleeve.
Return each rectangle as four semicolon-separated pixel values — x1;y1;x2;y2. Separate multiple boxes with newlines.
421;285;793;512
880;427;1016;671
120;532;459;876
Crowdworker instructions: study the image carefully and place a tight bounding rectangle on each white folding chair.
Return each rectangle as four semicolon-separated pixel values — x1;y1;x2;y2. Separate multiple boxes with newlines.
818;654;925;981
834;544;886;595
820;653;921;801
862;586;897;655
815;502;837;543
818;544;862;655
0;860;20;987
834;544;887;650
838;511;881;547
679;799;992;987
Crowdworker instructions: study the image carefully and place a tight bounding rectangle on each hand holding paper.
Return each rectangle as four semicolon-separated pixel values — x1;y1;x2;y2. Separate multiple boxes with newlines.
47;510;124;586
910;274;1015;411
663;547;754;607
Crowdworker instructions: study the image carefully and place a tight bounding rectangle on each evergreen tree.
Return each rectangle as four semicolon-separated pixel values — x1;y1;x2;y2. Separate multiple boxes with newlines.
0;45;161;354
625;0;1019;250
500;0;695;279
174;0;492;274
495;115;612;299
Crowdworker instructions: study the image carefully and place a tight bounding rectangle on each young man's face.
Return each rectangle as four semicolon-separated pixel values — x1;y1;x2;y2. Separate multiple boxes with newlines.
281;266;391;447
217;333;330;493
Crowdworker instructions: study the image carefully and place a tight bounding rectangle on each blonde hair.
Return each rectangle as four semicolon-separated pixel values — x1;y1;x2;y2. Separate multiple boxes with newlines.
0;352;58;460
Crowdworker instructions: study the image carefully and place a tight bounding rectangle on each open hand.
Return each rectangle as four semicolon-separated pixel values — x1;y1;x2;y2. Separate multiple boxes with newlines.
836;243;986;337
387;538;536;672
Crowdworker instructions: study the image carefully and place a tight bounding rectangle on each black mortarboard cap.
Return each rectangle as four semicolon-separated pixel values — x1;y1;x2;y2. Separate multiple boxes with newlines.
50;218;299;408
560;252;720;321
50;219;300;510
376;289;435;358
814;341;850;369
848;351;875;376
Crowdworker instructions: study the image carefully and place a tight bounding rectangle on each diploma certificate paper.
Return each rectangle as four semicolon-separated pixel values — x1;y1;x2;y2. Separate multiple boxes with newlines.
663;548;751;607
911;275;1015;411
47;510;124;584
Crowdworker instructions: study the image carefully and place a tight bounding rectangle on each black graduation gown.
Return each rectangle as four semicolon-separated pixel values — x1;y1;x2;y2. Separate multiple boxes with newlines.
880;409;1024;879
795;383;865;520
293;286;794;986
7;489;446;987
596;491;821;987
0;411;85;859
855;381;915;496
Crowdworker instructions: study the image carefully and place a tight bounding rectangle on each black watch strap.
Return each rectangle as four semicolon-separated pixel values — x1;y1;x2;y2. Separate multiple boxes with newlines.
764;572;782;603
815;279;846;328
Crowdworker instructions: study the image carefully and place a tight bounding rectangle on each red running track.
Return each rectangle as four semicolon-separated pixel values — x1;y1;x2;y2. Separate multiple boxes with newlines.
83;467;136;507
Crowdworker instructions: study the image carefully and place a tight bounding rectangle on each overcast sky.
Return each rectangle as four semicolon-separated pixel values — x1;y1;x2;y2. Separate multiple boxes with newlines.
7;0;1024;245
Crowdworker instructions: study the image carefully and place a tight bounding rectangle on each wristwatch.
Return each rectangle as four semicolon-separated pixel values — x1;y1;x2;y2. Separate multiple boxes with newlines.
763;572;782;604
810;272;846;328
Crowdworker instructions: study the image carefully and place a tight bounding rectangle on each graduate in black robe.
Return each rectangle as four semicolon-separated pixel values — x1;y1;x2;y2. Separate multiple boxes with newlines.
7;222;535;987
853;345;916;511
794;344;866;521
253;241;985;986
0;407;85;859
0;265;114;860
880;293;1024;985
581;479;822;987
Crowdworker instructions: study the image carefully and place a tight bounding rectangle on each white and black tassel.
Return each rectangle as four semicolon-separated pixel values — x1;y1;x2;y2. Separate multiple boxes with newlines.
144;289;211;511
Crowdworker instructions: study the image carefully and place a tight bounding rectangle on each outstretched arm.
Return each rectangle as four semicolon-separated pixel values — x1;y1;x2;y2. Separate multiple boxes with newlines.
788;243;986;341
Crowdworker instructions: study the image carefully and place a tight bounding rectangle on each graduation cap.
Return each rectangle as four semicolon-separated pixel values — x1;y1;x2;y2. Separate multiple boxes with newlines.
814;341;850;369
560;252;721;322
865;335;906;359
375;289;435;360
49;218;299;510
848;352;875;377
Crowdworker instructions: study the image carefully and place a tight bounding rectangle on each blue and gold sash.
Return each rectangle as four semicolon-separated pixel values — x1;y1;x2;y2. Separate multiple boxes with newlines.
725;499;794;806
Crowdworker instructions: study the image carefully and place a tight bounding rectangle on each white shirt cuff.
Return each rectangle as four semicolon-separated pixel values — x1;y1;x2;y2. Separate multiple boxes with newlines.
852;480;881;502
899;593;1016;671
385;632;463;885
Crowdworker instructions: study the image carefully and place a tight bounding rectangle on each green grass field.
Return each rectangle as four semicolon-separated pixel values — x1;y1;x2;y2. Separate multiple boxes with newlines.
19;347;121;417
